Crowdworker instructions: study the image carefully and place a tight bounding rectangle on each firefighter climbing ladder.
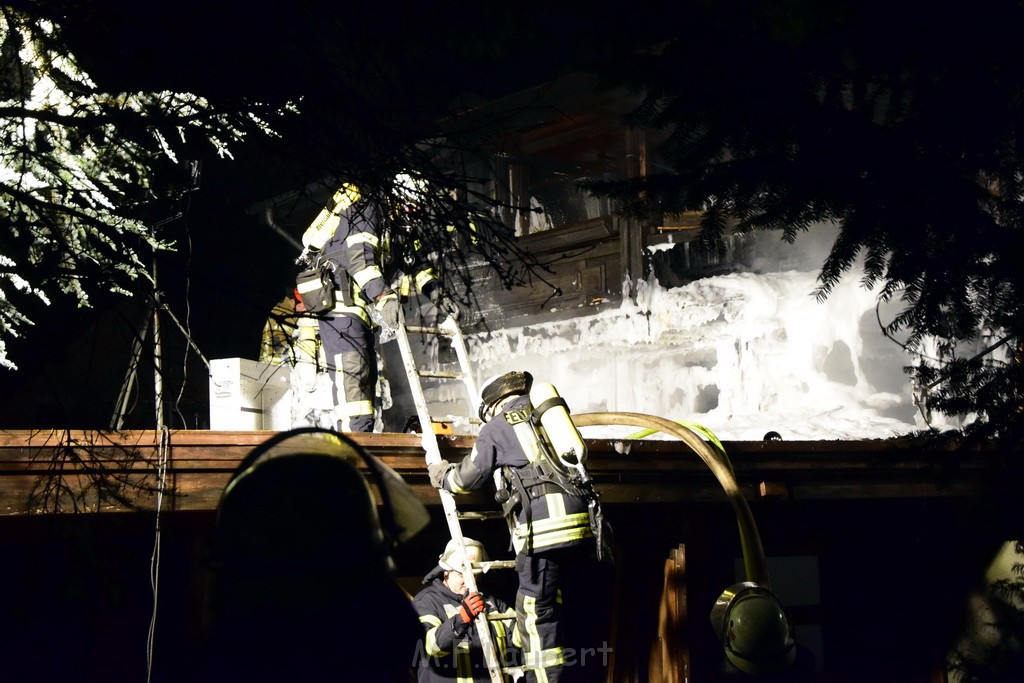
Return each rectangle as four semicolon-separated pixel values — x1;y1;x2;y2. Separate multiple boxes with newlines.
393;307;510;683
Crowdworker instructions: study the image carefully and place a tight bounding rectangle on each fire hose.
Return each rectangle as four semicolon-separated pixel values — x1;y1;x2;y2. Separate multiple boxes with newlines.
573;411;769;588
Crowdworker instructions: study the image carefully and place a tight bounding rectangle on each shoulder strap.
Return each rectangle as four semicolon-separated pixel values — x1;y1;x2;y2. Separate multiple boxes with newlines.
531;396;568;423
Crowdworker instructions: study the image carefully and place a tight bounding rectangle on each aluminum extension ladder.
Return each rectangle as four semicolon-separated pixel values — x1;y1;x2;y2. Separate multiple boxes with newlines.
393;307;514;683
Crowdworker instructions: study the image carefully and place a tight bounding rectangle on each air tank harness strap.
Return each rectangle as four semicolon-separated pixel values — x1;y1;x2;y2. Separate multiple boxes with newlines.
531;396;568;424
496;462;582;552
497;466;526;552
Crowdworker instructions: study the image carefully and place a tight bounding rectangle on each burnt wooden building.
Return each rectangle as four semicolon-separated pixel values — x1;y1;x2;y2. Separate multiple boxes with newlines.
444;72;720;332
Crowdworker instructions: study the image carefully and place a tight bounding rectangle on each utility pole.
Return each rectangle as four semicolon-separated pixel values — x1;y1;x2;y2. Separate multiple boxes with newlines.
152;258;164;431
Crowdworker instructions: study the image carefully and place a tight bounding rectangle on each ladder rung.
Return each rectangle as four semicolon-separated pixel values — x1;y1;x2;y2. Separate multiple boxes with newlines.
405;324;455;337
486;613;516;622
474;560;516;571
417;369;464;379
456;510;505;521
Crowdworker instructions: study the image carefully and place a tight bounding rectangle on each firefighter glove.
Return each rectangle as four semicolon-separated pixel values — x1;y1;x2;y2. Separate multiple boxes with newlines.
458;592;486;624
437;296;460;320
375;292;400;332
427;460;450;489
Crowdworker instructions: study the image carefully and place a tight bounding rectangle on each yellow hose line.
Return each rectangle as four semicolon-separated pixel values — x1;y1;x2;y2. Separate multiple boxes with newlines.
626;420;730;472
573;411;769;587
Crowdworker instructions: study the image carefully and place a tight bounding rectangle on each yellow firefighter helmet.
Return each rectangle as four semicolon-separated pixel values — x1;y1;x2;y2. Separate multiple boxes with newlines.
709;582;796;675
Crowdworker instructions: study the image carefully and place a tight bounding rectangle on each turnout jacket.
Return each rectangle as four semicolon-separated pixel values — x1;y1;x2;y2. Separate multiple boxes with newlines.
384;218;442;303
258;295;299;365
301;190;390;325
412;567;517;683
301;188;440;324
438;395;594;554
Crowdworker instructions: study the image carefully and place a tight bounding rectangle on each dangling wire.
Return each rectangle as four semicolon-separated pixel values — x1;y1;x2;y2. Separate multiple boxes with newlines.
146;425;170;683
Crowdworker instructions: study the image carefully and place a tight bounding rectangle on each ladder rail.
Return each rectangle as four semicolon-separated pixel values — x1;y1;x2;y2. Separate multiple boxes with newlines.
393;307;506;683
441;315;480;411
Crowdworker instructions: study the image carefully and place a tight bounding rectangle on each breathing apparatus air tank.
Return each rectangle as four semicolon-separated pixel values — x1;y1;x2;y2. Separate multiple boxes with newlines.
529;382;587;469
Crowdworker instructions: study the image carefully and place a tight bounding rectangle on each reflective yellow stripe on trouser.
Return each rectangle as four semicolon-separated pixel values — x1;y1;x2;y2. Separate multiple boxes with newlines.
520;594;565;682
333;349;373;425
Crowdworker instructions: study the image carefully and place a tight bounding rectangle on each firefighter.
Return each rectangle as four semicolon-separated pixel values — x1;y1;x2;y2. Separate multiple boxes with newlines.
710;582;814;680
386;172;460;321
412;537;519;683
258;289;300;365
297;184;399;433
195;427;429;683
428;371;596;683
299;177;461;433
377;173;464;431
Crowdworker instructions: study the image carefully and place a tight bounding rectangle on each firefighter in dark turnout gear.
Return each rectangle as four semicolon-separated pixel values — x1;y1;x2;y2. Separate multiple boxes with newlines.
428;371;596;683
194;428;427;683
384;173;458;322
298;184;398;433
412;537;519;683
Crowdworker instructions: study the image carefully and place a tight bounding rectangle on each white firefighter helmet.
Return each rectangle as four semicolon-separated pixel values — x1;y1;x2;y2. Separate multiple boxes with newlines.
438;537;489;573
393;172;427;206
478;370;533;422
709;582;796;676
331;184;361;211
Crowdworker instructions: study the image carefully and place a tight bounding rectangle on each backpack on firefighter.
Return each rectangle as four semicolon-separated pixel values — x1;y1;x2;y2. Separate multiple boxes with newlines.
481;371;613;564
295;258;336;315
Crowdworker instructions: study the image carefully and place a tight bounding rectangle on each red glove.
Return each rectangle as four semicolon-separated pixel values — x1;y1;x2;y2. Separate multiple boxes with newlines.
458;592;486;624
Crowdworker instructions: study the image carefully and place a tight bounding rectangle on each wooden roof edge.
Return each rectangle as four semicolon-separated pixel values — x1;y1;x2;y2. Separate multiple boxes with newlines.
0;429;1005;473
0;429;1013;517
0;428;989;452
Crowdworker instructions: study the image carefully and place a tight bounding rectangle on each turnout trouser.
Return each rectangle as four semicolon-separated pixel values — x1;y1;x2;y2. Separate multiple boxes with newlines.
516;551;568;683
317;313;375;433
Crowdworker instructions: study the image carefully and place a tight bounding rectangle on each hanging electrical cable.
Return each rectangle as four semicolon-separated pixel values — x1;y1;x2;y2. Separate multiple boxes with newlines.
146;425;170;683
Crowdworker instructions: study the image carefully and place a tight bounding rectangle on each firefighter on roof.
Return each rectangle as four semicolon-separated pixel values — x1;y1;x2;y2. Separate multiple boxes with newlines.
385;173;460;319
428;371;604;683
297;184;400;432
298;177;457;433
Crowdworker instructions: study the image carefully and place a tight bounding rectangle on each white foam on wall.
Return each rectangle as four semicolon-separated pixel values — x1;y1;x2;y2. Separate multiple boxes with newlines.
466;265;930;442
